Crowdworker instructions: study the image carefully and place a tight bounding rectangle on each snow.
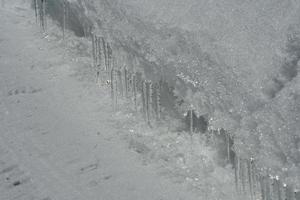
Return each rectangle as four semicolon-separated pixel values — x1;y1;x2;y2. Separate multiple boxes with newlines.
0;2;239;200
1;0;300;199
68;0;300;190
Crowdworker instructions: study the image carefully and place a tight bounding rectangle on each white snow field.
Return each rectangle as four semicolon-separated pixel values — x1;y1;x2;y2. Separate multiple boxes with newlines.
0;0;300;200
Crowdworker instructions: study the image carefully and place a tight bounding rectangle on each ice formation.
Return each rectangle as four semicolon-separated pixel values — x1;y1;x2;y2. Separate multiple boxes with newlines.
30;0;300;197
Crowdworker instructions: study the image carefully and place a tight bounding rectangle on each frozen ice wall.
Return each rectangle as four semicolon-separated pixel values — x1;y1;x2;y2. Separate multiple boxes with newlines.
34;0;300;187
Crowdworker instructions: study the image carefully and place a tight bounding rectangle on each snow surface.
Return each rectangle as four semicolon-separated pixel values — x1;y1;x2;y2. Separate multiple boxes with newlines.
42;0;300;189
0;1;242;200
1;0;300;199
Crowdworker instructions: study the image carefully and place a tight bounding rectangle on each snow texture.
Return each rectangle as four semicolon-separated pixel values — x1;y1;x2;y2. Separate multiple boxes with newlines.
1;0;300;199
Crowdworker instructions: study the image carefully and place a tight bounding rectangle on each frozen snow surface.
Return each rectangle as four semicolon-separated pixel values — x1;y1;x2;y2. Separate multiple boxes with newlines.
0;0;300;199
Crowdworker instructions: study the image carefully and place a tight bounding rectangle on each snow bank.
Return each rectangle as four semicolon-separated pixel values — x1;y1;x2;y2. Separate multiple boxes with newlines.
25;0;300;190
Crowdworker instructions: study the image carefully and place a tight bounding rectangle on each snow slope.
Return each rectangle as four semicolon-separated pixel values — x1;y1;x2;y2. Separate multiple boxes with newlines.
41;0;300;189
0;2;240;200
1;0;300;198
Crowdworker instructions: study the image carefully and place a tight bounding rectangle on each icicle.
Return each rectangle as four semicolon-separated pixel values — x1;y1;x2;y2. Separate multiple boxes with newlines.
110;67;115;108
143;79;146;116
247;159;254;200
276;178;282;200
266;176;272;200
272;177;282;200
252;173;259;200
259;176;266;200
226;133;231;163
189;109;193;134
40;0;47;31
64;1;69;34
128;71;133;97
39;0;42;28
116;70;123;97
103;40;107;70
98;37;102;67
114;70;118;107
157;81;161;119
240;159;247;195
96;37;102;84
234;155;240;193
282;184;288;200
251;159;258;199
63;0;66;39
42;0;45;30
270;177;276;200
34;0;38;23
145;81;150;124
95;36;98;67
102;38;107;71
133;74;137;112
44;0;47;30
124;68;128;98
146;81;152;125
145;81;149;124
92;34;96;67
150;83;156;121
107;43;112;71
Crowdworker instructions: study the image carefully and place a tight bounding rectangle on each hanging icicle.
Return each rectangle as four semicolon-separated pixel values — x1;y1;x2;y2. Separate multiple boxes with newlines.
133;74;137;112
145;81;152;125
95;36;99;67
128;71;133;97
110;67;115;107
157;80;162;120
96;37;102;84
63;0;66;39
259;175;266;200
150;83;157;121
141;80;146;120
240;159;247;195
274;177;282;200
34;0;38;23
39;0;43;29
97;36;102;67
189;109;194;134
92;34;96;67
226;133;231;163
107;43;112;71
234;155;240;193
124;68;128;98
117;70;123;97
110;67;118;109
247;159;254;200
102;38;107;71
252;169;260;200
251;159;259;199
40;0;47;31
266;176;272;200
